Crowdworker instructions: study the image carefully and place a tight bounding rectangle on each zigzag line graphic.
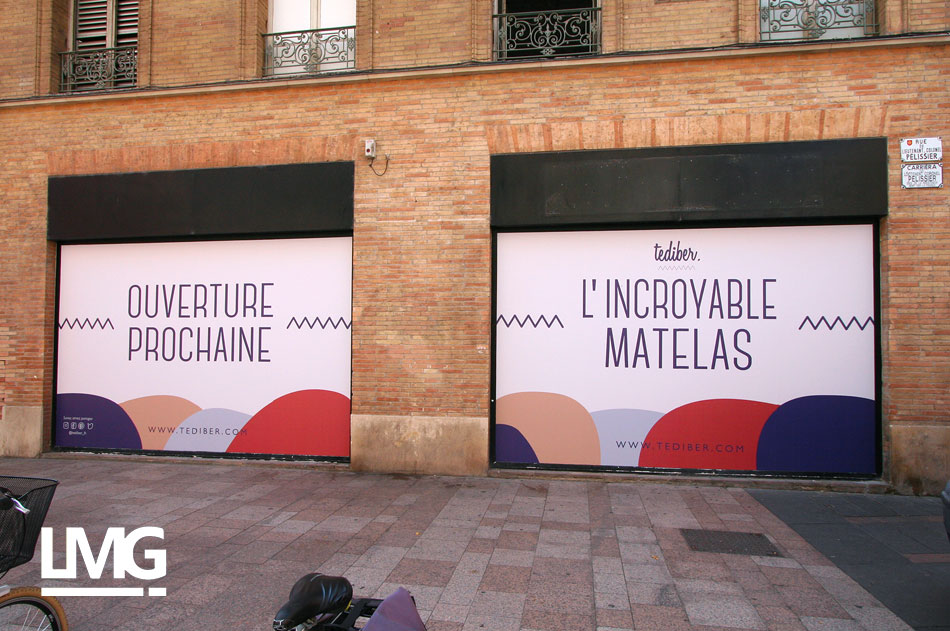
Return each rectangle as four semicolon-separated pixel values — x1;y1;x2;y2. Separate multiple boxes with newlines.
59;318;115;330
656;265;696;271
286;316;352;330
496;314;565;329
798;315;875;331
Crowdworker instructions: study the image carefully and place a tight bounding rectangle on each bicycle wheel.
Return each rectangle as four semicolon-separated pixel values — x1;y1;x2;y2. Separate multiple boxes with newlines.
0;587;68;631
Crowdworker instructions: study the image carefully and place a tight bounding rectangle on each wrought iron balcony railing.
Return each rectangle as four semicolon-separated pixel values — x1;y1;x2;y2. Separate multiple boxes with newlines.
263;27;356;76
60;46;138;93
494;7;601;60
760;0;877;41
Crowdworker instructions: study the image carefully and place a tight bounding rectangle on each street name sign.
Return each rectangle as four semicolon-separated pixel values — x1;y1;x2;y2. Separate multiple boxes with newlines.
901;163;943;189
900;137;942;163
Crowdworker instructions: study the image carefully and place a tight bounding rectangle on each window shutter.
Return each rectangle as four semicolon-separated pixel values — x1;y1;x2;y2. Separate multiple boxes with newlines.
75;0;109;50
73;0;138;49
115;0;139;47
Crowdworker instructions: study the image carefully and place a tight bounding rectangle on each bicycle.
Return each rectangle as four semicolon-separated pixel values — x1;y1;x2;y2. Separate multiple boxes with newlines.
273;573;426;631
0;476;66;631
1;474;421;631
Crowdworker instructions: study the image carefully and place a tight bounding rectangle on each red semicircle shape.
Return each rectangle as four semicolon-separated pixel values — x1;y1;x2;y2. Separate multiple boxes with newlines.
227;389;350;457
638;399;778;470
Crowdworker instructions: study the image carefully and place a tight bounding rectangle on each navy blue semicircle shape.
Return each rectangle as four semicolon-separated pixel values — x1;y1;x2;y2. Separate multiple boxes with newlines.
756;395;876;474
495;424;539;464
56;393;142;450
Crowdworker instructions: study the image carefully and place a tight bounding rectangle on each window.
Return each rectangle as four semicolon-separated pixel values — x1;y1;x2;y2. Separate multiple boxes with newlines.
494;0;601;60
264;0;356;76
61;0;138;92
760;0;877;41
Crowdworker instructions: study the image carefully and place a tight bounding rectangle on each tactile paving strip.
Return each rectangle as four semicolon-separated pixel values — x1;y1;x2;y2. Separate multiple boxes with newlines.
680;528;783;557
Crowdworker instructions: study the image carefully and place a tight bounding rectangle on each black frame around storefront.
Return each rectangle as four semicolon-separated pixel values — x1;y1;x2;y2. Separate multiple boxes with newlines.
48;162;355;461
489;138;887;479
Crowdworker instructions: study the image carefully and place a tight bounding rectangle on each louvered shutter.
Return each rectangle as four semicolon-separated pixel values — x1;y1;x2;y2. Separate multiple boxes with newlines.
115;0;139;47
75;0;109;50
73;0;138;49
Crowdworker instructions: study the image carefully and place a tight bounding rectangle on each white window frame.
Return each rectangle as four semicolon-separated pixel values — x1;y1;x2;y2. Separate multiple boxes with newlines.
266;0;356;75
269;0;355;33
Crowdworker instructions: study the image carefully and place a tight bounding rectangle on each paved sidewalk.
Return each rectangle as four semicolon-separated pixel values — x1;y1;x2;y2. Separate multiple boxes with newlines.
0;456;926;631
750;489;950;631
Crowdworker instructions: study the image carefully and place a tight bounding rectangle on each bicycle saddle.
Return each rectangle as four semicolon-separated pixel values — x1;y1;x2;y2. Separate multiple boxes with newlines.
273;573;353;631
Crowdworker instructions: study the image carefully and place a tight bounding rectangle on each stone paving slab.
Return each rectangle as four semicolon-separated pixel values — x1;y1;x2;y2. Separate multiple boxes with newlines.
0;457;915;631
750;489;950;631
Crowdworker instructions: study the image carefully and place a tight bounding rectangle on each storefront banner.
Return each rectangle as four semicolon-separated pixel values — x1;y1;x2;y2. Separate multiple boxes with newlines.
55;237;352;457
495;225;877;474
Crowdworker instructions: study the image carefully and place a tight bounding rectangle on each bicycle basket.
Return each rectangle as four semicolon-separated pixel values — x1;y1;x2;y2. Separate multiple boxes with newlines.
0;476;58;576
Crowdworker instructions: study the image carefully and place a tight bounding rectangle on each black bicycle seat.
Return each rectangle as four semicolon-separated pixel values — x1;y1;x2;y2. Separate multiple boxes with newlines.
273;573;353;631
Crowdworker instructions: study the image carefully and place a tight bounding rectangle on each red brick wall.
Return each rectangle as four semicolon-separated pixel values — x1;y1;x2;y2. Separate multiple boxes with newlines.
0;150;49;408
367;0;476;69
907;0;950;32
148;0;248;85
2;44;945;411
0;0;948;488
10;0;950;95
0;0;39;97
622;0;738;52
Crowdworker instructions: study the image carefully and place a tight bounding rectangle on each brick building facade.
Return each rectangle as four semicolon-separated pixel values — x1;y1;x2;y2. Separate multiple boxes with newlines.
0;0;947;492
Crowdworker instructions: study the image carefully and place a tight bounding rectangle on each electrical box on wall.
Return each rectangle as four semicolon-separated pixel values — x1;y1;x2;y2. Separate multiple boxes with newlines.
364;140;377;159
